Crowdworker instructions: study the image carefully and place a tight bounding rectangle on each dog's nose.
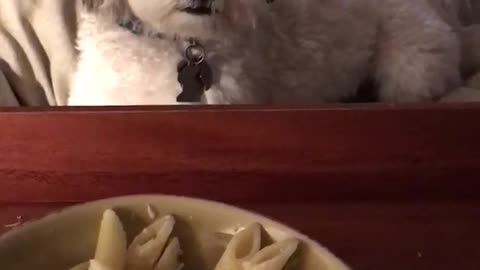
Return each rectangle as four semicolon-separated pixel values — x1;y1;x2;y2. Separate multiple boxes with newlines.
191;0;214;9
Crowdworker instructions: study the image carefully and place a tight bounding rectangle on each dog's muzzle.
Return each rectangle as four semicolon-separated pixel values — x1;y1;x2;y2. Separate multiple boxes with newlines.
181;0;214;15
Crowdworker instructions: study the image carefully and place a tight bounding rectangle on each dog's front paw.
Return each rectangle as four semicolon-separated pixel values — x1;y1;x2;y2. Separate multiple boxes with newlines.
440;87;480;102
376;62;461;102
467;73;480;90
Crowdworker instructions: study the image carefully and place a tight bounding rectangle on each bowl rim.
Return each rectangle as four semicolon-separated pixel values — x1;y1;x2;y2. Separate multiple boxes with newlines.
0;194;351;270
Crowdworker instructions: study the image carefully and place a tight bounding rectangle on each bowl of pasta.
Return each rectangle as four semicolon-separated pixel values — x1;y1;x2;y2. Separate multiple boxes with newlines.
0;195;350;270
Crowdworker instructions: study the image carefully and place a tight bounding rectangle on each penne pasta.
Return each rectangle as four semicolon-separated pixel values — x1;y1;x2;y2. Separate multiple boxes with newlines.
243;239;299;270
67;209;301;270
146;204;157;221
154;237;183;270
91;209;127;270
214;223;262;270
69;261;90;270
89;260;116;270
126;215;176;270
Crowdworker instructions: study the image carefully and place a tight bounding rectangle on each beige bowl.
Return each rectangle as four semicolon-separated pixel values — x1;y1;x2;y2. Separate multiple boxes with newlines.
0;195;350;270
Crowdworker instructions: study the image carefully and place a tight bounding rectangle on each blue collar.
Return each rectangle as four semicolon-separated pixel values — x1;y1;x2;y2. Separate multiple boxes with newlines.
118;18;144;35
118;18;172;41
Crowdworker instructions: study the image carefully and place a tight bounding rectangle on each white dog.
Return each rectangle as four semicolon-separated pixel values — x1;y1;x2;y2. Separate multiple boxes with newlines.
68;0;462;105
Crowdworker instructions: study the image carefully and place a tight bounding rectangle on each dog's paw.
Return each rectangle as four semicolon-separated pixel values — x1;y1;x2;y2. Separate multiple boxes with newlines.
440;87;480;102
467;72;480;90
376;65;461;102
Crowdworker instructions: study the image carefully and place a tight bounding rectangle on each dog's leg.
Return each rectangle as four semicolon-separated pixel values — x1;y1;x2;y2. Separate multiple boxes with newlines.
374;2;462;102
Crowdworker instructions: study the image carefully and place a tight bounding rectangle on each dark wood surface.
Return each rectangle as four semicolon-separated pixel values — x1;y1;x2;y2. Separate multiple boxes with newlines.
0;104;479;270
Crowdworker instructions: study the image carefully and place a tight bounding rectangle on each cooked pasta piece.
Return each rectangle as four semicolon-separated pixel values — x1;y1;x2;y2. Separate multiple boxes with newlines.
90;209;127;270
69;261;90;270
214;223;262;270
67;209;299;270
146;204;157;221
126;215;176;270
89;260;116;270
243;239;299;270
154;237;183;270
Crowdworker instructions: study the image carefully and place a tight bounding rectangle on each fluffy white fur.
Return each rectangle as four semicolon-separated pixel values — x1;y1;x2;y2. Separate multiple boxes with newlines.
69;0;187;105
429;0;480;102
441;22;480;102
442;70;480;102
69;0;462;105
461;24;480;77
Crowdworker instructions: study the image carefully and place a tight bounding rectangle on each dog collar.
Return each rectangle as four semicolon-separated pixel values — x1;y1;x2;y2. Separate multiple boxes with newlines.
118;18;213;103
116;0;277;103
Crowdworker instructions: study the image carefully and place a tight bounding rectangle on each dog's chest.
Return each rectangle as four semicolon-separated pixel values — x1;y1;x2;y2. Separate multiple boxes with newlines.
71;27;188;105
